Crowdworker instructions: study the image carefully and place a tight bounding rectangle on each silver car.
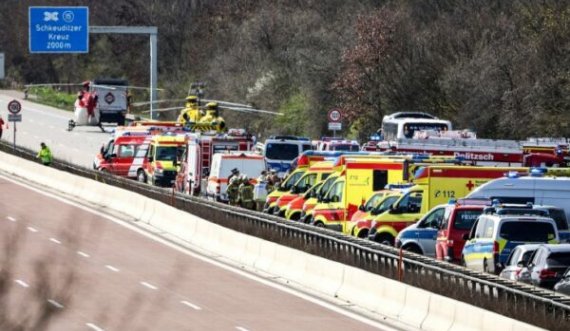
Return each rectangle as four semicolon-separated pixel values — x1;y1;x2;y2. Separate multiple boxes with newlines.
499;244;540;281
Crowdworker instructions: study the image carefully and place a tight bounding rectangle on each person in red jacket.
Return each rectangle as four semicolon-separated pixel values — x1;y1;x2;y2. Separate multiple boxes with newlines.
0;115;5;139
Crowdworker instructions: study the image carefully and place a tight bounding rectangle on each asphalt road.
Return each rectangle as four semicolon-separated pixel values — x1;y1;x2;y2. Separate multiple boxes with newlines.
0;90;113;168
0;174;406;331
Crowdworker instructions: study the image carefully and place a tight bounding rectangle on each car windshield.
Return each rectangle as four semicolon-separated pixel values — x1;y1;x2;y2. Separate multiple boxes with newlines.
265;143;299;160
155;146;178;161
499;221;556;242
280;171;304;191
454;210;482;230
372;195;399;214
547;252;570;267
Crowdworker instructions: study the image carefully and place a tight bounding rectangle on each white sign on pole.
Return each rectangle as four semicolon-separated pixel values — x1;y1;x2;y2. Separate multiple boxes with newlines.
0;53;4;79
328;122;342;131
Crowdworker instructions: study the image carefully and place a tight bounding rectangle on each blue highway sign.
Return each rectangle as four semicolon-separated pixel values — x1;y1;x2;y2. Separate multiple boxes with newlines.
29;6;89;53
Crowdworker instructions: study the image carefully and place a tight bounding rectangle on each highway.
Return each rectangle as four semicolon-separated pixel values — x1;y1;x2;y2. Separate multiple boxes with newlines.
0;174;406;331
0;90;112;169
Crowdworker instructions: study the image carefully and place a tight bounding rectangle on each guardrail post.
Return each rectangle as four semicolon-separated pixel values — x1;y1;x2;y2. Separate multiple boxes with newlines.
398;248;404;281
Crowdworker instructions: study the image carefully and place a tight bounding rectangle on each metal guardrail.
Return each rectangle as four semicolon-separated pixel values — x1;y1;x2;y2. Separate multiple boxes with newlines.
1;141;569;330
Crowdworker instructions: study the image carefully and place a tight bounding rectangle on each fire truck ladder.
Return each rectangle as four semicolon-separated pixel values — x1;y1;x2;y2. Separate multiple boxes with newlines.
201;139;212;170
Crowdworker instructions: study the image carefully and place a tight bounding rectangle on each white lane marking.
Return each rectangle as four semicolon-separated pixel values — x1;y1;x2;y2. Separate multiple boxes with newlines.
50;238;61;244
86;323;105;331
47;299;64;309
140;281;158;290
77;251;90;258
180;300;202;310
0;174;398;331
27;226;38;232
105;265;119;272
7;216;16;222
15;280;29;288
236;327;250;331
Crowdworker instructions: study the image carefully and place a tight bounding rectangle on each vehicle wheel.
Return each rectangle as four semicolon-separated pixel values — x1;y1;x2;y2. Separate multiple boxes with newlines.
375;234;395;246
137;170;147;183
314;222;325;228
403;244;422;254
357;229;369;239
303;215;313;224
289;213;300;221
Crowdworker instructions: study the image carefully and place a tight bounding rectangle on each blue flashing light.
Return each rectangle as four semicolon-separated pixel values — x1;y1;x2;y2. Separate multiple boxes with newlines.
448;198;457;205
385;183;414;190
506;171;520;179
491;199;501;207
530;167;547;177
369;134;382;141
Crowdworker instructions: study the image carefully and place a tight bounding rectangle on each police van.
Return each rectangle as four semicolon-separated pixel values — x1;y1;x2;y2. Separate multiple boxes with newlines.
466;171;570;221
461;207;558;274
261;136;312;176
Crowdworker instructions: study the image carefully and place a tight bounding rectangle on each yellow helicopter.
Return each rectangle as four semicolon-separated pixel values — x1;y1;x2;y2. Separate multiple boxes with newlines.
176;95;227;133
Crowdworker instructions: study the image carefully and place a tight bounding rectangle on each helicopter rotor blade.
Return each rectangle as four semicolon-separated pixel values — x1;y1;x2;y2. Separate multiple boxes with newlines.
131;98;186;107
220;106;283;116
141;106;184;114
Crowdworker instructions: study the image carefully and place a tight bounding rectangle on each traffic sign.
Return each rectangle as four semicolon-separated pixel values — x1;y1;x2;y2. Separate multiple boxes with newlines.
8;114;22;122
7;100;22;114
29;6;89;53
328;122;342;131
328;108;342;123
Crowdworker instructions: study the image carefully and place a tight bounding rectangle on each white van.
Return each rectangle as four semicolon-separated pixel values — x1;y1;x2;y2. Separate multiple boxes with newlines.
206;152;267;202
467;174;570;221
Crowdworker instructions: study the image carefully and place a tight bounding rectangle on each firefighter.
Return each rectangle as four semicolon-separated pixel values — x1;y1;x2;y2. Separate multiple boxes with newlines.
227;175;241;205
36;142;53;166
238;175;255;210
228;168;240;184
267;169;281;191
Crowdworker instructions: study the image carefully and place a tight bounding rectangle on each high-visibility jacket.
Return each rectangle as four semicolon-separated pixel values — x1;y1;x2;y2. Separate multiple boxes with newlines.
37;146;53;164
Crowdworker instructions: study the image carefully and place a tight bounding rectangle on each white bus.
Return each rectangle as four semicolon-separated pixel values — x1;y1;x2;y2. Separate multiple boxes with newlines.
381;112;452;141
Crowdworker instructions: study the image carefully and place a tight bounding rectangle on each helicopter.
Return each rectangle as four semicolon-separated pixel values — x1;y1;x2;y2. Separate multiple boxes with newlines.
24;80;164;132
130;82;283;134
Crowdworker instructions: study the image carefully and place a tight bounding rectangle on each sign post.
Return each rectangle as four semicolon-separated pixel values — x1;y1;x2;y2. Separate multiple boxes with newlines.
29;7;89;53
7;100;22;151
327;108;343;138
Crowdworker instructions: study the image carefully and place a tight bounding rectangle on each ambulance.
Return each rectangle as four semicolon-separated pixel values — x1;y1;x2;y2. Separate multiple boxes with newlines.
96;134;149;178
300;173;340;224
263;151;362;214
367;165;528;245
310;157;409;232
285;181;324;221
137;133;187;186
273;161;334;217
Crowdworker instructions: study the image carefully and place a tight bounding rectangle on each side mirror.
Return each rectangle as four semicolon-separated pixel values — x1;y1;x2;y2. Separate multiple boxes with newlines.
148;156;153;162
100;146;105;154
173;159;178;167
322;197;330;203
462;233;470;240
517;262;525;268
291;186;298;194
358;204;366;212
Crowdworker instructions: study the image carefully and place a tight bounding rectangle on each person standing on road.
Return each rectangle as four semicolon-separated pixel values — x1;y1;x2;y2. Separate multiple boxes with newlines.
0;115;5;139
37;142;53;166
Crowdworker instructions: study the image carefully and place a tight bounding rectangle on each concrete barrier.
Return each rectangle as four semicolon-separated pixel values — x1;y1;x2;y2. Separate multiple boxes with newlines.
0;151;547;331
421;293;456;331
399;286;430;328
